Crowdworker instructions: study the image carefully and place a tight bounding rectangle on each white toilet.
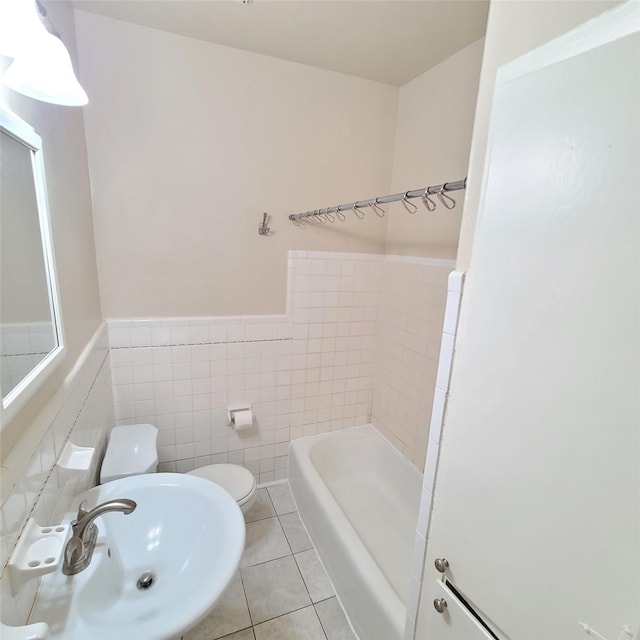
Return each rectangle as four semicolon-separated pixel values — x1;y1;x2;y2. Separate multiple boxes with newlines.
100;423;257;514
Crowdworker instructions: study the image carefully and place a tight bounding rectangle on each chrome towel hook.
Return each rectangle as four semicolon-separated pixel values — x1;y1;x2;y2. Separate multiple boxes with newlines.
258;212;271;235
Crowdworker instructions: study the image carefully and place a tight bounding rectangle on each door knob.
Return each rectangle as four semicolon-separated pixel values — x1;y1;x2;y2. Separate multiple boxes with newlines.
433;598;448;613
434;557;449;573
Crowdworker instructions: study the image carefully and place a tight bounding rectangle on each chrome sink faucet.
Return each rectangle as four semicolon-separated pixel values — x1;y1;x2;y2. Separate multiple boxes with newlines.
63;498;136;575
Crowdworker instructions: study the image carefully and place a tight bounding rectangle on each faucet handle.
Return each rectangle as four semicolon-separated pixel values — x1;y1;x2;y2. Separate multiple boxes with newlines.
75;499;89;522
64;537;85;566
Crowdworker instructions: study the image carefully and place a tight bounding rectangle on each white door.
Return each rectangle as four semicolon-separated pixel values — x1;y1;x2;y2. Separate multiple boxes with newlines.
418;3;639;640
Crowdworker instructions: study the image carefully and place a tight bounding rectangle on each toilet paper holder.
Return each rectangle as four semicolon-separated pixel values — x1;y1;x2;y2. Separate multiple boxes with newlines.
227;405;254;430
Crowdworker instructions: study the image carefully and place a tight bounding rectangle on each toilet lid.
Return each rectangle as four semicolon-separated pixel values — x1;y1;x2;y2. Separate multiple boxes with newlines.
188;464;256;503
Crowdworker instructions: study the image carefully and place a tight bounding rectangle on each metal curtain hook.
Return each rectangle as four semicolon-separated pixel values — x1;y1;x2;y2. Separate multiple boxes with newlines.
324;211;336;223
437;185;456;209
352;202;366;219
335;207;346;221
371;198;385;217
421;187;437;212
401;192;418;214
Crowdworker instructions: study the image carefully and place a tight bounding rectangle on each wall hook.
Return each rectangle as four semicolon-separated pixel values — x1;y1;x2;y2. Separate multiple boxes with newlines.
258;212;271;235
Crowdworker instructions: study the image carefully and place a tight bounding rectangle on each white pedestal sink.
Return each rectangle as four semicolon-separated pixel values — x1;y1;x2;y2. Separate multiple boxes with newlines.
29;473;246;639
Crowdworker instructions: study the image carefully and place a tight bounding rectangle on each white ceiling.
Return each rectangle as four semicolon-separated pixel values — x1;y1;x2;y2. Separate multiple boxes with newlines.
71;1;489;86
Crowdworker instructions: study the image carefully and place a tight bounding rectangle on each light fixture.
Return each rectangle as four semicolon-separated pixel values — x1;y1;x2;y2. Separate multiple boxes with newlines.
0;0;43;59
4;30;88;106
0;0;88;106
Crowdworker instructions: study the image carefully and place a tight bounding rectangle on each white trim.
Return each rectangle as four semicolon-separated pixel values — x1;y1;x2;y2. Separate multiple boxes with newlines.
63;321;107;387
474;1;640;240
384;254;456;268
106;314;290;327
294;250;385;261
498;0;640;84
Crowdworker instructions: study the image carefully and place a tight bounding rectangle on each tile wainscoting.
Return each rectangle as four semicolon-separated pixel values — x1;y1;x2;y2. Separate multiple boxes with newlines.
371;256;453;470
108;251;453;480
0;323;114;626
0;255;458;632
107;251;380;484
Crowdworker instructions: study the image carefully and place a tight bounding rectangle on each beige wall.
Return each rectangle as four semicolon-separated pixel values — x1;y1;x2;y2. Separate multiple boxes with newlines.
386;39;484;258
0;1;102;458
456;0;622;271
74;11;398;319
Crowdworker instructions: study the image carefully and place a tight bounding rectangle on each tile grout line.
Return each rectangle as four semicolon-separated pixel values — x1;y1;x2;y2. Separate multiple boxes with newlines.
209;484;335;640
272;484;328;639
251;485;326;638
294;554;331;640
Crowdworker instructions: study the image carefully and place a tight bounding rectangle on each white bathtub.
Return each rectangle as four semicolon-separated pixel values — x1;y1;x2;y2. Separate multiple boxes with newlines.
288;425;422;640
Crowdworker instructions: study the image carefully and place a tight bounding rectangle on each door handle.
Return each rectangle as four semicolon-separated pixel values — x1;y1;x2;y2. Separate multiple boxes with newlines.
434;557;449;573
433;598;448;613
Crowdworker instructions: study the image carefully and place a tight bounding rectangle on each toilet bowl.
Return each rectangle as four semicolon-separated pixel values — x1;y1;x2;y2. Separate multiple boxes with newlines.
187;464;257;514
100;423;257;514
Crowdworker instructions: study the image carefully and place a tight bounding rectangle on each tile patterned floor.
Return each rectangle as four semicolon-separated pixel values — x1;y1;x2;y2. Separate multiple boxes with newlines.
182;483;357;640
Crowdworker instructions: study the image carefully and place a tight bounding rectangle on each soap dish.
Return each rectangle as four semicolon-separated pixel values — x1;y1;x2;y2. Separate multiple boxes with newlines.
8;518;70;594
57;441;95;473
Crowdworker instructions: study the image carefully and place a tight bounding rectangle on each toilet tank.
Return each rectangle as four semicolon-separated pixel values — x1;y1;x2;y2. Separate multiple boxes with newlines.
100;424;158;484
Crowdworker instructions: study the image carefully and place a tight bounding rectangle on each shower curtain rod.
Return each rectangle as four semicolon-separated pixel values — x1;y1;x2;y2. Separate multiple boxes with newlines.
288;177;467;224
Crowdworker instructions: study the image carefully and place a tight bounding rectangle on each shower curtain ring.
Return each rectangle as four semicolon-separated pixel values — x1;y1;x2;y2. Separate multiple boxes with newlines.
421;187;437;212
371;198;386;217
401;192;418;214
352;202;366;219
437;185;456;209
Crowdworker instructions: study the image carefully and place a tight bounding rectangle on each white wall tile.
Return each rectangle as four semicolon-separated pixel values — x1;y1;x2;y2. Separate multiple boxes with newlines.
104;251;391;477
0;326;113;624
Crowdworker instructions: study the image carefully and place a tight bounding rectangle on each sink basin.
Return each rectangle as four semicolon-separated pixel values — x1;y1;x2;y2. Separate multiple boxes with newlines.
30;473;245;639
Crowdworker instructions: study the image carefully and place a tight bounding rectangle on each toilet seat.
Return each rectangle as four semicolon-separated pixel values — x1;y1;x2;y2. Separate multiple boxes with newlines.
188;464;256;507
